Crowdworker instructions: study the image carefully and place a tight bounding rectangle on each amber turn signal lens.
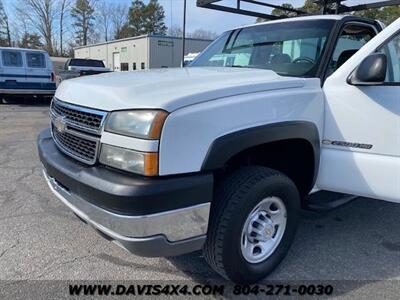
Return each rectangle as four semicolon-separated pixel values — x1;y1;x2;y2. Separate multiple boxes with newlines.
144;152;159;176
148;111;168;139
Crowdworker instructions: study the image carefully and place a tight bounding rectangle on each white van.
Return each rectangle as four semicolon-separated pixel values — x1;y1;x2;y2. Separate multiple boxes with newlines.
0;47;56;100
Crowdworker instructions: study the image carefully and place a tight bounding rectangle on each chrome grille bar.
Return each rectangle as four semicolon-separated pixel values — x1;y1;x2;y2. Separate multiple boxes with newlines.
52;126;100;165
50;98;107;135
50;98;107;165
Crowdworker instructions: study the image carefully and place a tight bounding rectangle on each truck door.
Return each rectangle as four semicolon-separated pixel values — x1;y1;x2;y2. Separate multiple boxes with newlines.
319;18;400;203
0;49;26;89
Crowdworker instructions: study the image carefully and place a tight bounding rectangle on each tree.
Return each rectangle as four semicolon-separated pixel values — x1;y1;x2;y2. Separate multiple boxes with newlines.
128;0;146;36
256;0;328;23
18;0;56;55
66;40;76;57
12;8;29;48
110;3;129;39
301;0;323;14
116;23;132;39
380;6;400;25
271;3;297;18
18;32;43;49
0;0;11;46
354;6;400;25
128;0;167;36
71;0;96;46
142;0;167;35
168;26;183;37
59;0;72;56
97;1;111;41
256;1;399;26
168;27;217;40
188;29;217;40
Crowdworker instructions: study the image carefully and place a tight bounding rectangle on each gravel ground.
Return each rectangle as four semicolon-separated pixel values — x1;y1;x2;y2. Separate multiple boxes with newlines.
1;100;400;298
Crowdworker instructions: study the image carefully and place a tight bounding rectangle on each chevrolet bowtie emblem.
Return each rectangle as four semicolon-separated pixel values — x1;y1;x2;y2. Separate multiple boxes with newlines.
54;116;67;133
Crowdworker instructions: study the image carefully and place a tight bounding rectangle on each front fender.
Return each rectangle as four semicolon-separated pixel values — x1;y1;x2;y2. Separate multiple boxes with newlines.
202;121;320;187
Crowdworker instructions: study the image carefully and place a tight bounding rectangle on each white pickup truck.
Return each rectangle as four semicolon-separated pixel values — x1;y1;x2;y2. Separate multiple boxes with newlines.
38;15;400;283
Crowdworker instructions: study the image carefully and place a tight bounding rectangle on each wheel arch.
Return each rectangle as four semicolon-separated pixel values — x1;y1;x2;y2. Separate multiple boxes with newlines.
201;121;320;197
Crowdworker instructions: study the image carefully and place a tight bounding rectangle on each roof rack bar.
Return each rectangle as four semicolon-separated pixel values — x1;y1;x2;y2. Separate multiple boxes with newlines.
197;0;281;20
197;0;400;18
340;0;400;13
240;0;307;15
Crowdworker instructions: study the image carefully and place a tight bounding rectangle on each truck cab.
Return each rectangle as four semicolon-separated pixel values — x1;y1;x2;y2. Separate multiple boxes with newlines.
38;15;400;283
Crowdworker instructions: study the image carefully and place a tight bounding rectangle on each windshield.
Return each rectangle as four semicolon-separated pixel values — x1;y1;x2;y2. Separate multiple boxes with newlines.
190;20;335;77
69;59;105;68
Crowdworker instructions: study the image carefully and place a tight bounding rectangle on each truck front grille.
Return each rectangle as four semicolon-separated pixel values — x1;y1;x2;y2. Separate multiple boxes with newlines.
51;98;106;133
52;127;98;164
50;98;107;165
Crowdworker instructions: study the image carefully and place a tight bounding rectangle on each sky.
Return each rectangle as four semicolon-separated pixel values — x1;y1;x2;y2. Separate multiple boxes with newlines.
3;0;391;35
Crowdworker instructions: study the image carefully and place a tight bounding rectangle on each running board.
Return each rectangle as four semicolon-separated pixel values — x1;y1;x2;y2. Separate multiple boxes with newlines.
305;191;357;211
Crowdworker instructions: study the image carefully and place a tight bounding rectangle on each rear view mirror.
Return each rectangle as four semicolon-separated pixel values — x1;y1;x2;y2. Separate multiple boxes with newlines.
348;53;387;85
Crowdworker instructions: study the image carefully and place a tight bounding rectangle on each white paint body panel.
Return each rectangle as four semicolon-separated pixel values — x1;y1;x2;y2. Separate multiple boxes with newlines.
55;67;305;112
317;18;400;203
159;79;323;174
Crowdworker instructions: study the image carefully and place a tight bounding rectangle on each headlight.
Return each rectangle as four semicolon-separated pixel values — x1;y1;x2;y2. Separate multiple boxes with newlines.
105;110;168;139
99;144;158;176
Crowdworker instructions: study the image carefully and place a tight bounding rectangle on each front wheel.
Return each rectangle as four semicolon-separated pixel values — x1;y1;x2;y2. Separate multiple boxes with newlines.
203;166;300;283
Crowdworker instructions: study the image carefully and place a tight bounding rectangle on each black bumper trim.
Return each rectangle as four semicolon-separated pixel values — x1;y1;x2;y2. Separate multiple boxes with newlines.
38;128;214;216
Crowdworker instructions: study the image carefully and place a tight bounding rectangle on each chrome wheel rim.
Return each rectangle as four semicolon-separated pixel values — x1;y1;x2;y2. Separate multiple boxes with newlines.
240;197;287;264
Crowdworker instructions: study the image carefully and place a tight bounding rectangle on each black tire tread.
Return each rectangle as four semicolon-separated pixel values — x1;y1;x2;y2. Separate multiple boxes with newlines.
204;166;290;280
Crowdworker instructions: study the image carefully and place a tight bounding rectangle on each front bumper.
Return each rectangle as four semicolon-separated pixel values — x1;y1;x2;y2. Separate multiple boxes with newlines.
38;128;214;257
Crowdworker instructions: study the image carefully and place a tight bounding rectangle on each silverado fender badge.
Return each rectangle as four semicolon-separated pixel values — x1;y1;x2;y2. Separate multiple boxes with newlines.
322;140;373;150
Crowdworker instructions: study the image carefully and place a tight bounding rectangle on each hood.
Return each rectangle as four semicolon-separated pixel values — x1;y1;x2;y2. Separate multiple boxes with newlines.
55;67;306;112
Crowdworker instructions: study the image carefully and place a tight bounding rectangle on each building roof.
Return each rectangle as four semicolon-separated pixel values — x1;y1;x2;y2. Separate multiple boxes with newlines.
74;34;214;50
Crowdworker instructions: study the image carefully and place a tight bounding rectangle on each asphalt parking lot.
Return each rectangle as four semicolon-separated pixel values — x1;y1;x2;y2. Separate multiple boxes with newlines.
1;99;400;298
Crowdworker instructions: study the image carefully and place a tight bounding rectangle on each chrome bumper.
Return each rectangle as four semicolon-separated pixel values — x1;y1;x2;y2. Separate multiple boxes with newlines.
43;170;210;243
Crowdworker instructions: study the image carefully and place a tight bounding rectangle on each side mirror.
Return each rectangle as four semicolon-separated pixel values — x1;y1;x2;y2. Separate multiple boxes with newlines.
348;53;387;85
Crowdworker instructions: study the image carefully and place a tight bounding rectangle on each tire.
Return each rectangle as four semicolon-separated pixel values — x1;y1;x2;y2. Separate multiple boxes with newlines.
203;166;300;283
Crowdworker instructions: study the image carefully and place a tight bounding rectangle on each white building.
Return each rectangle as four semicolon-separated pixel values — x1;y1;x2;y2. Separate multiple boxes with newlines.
74;35;212;72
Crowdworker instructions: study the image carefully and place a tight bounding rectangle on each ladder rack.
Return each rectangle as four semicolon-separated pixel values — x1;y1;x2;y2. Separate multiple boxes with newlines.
197;0;400;20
